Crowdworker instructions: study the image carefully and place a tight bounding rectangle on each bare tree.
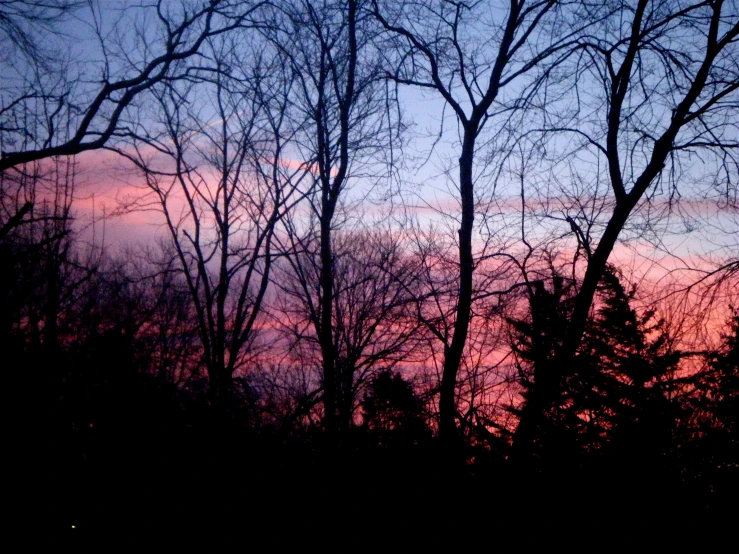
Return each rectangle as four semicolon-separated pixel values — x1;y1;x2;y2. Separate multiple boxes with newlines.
264;0;402;440
105;243;203;389
372;0;582;444
0;0;266;173
0;1;82;65
399;215;519;446
0;154;102;364
273;227;424;436
510;0;739;463
118;29;308;421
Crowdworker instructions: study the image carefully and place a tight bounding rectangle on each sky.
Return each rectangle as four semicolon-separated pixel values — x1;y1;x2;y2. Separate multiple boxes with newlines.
4;0;738;325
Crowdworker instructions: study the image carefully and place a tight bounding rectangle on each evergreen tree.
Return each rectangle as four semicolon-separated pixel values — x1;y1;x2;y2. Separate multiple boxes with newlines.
509;265;684;472
361;370;429;448
709;312;739;435
582;269;686;501
508;273;582;465
689;312;739;507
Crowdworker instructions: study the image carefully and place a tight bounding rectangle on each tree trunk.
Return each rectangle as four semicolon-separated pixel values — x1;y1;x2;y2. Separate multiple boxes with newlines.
439;132;476;446
320;202;337;441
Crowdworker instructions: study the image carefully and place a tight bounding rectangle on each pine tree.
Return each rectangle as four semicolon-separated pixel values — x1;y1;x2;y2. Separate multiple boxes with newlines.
509;265;684;471
508;274;583;465
690;312;739;507
361;370;429;448
709;312;739;434
583;269;684;490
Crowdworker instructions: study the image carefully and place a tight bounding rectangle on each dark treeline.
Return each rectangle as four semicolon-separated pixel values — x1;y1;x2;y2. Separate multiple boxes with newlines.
2;0;738;539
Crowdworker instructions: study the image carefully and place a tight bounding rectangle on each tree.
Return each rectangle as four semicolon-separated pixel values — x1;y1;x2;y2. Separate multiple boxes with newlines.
362;369;430;447
687;311;739;506
508;262;685;487
274;228;424;437
0;155;97;372
709;312;739;431
265;0;401;441
372;0;582;445
0;0;266;173
101;244;203;389
511;0;739;462
396;217;515;448
0;2;271;335
119;26;306;421
0;1;81;65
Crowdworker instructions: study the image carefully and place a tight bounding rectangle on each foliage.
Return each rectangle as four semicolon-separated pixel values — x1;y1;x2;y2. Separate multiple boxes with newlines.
509;265;685;469
361;369;429;447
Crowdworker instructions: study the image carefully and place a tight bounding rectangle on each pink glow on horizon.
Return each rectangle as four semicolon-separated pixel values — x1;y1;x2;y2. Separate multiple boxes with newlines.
53;148;735;303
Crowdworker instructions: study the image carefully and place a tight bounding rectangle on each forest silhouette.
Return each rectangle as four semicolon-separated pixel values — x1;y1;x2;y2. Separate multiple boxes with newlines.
2;0;738;540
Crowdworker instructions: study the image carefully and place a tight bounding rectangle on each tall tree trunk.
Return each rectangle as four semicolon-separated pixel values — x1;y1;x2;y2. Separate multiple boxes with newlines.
439;132;475;446
338;358;356;436
320;201;337;441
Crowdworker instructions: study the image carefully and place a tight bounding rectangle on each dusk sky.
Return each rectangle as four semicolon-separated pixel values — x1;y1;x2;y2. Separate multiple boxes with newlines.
3;1;738;537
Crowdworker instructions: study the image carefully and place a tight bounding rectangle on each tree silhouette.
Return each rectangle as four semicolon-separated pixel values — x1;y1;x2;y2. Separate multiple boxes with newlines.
265;0;401;441
509;265;685;476
689;312;739;508
513;0;739;461
119;27;307;422
709;312;739;425
362;369;429;447
0;0;268;172
373;0;586;445
274;229;423;438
